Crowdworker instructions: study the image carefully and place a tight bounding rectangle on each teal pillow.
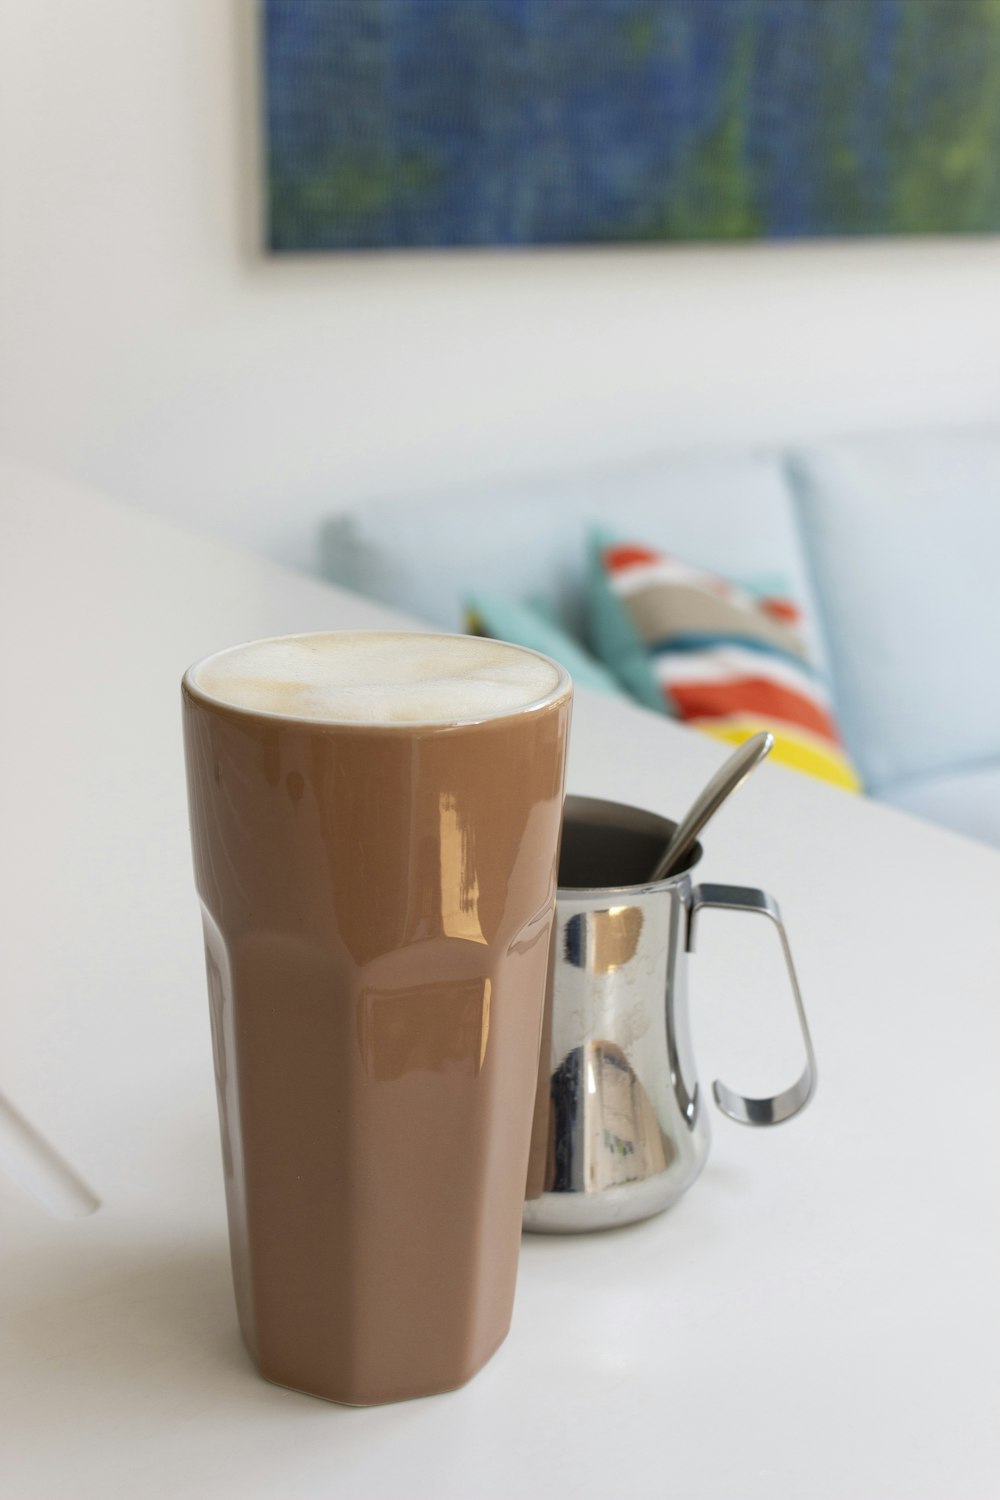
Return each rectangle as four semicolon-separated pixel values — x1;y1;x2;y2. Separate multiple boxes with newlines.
465;593;624;697
586;531;667;713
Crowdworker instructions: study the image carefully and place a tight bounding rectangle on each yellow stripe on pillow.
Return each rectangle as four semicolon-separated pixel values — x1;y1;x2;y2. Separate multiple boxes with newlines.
695;716;863;792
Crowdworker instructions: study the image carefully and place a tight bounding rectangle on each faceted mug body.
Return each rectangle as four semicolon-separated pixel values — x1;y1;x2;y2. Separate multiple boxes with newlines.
183;636;571;1403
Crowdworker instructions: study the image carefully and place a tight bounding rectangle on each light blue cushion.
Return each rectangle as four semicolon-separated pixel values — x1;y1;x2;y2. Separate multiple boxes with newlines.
321;448;830;667
789;429;1000;791
465;593;624;697
879;761;1000;848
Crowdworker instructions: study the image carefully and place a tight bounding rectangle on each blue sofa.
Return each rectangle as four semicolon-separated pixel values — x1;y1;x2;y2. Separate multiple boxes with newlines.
321;427;1000;850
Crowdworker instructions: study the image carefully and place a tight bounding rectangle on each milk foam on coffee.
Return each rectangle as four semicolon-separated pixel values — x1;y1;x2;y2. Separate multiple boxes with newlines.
190;631;564;725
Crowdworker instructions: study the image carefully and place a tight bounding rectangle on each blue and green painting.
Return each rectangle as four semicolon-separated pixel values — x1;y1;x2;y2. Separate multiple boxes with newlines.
264;0;1000;251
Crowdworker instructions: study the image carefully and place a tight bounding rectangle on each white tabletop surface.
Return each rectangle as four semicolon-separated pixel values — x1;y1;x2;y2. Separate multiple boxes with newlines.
2;457;998;1499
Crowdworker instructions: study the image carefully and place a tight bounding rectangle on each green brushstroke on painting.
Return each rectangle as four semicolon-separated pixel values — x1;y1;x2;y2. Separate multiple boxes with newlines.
889;0;1000;231
270;152;439;247
623;10;658;63
626;19;762;241
817;3;878;234
612;0;1000;243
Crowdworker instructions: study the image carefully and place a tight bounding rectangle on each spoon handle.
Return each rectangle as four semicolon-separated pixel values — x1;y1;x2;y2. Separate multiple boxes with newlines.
650;731;774;882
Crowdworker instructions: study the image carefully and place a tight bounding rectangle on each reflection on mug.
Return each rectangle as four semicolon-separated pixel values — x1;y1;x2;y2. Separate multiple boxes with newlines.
563;907;644;973
549;1041;674;1193
357;975;492;1080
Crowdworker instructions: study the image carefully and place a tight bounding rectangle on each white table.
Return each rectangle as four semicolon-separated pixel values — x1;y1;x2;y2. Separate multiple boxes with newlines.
2;457;998;1499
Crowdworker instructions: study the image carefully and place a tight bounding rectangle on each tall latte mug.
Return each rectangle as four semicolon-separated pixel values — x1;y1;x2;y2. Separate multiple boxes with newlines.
182;633;571;1405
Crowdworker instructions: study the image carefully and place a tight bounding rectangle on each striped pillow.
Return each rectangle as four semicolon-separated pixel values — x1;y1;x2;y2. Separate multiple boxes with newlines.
589;535;862;791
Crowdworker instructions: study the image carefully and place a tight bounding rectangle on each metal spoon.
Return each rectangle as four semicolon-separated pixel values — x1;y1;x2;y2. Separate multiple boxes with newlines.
650;731;774;882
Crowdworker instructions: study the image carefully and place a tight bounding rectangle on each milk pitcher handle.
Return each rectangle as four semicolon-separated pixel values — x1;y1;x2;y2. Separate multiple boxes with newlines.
687;884;816;1127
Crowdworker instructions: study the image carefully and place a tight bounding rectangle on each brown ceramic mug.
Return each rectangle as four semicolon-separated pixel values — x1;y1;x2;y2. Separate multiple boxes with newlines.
182;631;571;1405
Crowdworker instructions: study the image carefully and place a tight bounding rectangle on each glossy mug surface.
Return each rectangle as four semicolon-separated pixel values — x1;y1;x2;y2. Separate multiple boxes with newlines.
182;631;571;1404
524;796;815;1234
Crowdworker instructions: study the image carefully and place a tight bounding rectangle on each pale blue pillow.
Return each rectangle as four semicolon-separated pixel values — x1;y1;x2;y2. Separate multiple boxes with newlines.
465;593;624;697
321;449;828;662
790;430;1000;790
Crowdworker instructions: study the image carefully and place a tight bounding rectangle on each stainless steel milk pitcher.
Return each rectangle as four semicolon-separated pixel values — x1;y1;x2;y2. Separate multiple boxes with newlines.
523;796;816;1233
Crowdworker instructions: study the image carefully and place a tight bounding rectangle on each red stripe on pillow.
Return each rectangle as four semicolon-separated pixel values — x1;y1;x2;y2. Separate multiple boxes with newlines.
758;597;801;624
604;543;663;571
668;677;843;745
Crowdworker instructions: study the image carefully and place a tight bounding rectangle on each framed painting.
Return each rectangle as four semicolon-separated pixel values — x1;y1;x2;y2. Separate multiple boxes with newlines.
263;0;1000;251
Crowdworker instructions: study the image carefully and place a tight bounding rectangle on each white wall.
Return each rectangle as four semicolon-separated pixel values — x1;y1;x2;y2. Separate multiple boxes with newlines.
2;0;1000;575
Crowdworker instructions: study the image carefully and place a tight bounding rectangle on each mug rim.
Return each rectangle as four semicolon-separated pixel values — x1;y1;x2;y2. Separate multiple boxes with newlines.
182;629;572;733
